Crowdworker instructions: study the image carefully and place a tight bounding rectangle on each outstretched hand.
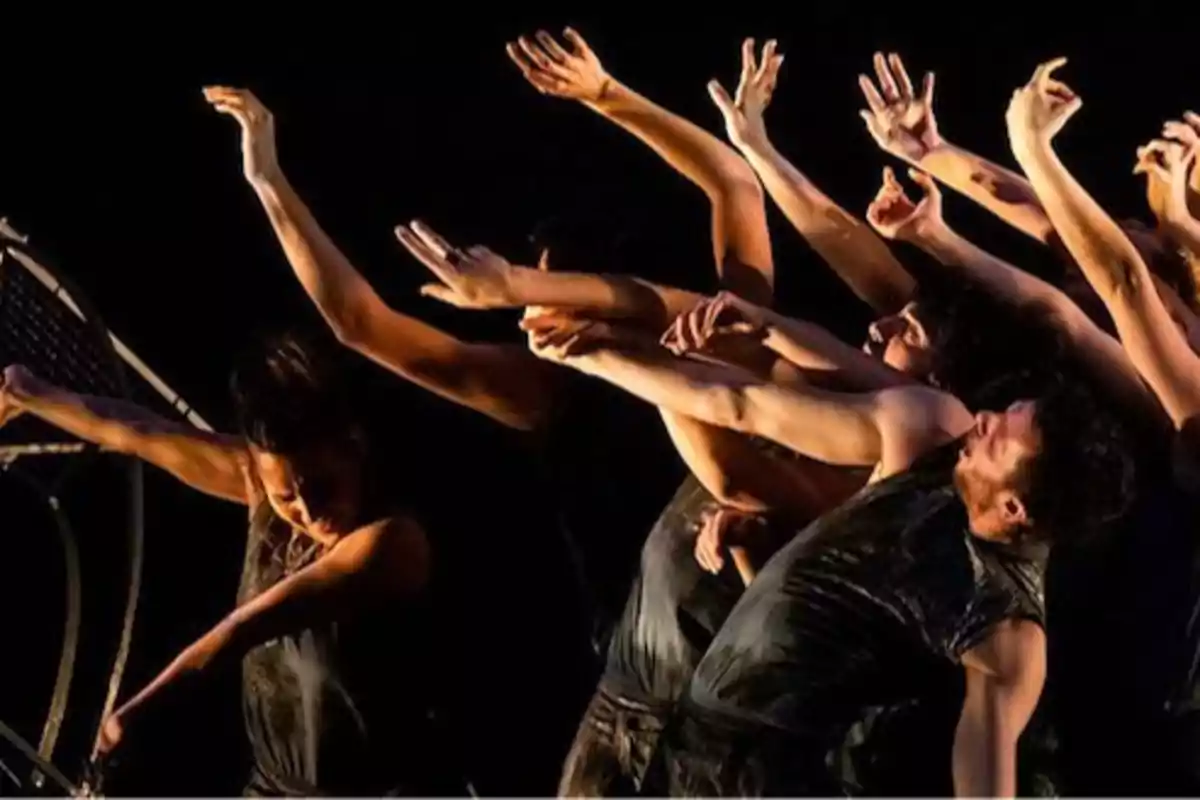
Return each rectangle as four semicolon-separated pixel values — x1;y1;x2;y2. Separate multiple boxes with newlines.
394;221;520;309
507;28;611;103
858;52;940;164
1136;115;1200;186
0;365;31;427
661;291;766;356
866;166;944;242
521;311;622;362
708;38;784;151
1006;58;1082;153
202;86;280;183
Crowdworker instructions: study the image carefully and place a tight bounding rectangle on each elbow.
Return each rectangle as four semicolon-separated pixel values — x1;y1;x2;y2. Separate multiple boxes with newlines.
710;169;764;209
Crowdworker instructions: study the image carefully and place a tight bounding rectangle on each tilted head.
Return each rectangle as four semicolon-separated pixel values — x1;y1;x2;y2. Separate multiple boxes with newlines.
863;299;933;378
952;377;1135;544
229;332;365;540
864;279;1069;409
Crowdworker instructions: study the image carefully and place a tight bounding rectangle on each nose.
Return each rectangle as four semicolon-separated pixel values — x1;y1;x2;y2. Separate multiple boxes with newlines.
870;315;904;342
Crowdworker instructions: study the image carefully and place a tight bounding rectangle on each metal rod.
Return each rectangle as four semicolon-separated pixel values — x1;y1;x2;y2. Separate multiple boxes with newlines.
1;243;213;432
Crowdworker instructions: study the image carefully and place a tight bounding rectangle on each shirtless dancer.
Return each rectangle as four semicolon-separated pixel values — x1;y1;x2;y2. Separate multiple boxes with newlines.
500;32;885;795
523;295;1134;794
200;51;852;794
0;337;458;795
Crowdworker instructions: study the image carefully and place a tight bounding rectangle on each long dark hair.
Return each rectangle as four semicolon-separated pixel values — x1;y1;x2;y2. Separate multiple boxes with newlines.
228;330;361;457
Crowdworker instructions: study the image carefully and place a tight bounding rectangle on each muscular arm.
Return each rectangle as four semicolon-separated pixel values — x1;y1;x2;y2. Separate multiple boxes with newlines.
10;372;246;502
249;171;554;431
586;80;773;303
111;516;428;724
916;223;1161;421
919;142;1056;243
581;63;827;513
1015;141;1200;428
560;348;968;476
954;620;1047;797
737;137;915;313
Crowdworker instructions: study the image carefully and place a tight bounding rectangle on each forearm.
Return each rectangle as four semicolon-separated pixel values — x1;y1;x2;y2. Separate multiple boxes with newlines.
1017;143;1153;301
588;81;772;303
919;141;1054;243
952;731;1015;797
760;308;911;390
1160;212;1200;263
916;223;1059;309
739;138;913;312
16;378;246;501
114;619;240;723
249;171;378;343
507;268;702;329
588;81;760;204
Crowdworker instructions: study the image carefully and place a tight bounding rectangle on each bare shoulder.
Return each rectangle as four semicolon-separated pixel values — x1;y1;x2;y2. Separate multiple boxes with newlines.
872;385;974;474
962;618;1047;684
340;514;432;593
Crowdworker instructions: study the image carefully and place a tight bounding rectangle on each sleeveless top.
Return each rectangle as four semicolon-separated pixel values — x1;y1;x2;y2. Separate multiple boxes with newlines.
238;503;445;795
600;475;746;705
686;439;1047;745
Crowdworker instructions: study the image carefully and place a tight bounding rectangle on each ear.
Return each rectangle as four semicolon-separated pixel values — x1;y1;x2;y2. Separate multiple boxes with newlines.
998;491;1029;528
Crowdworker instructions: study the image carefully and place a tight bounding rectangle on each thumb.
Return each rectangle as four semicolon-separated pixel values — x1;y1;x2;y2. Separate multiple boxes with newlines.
907;168;939;196
418;283;463;306
537;247;552;272
707;79;735;116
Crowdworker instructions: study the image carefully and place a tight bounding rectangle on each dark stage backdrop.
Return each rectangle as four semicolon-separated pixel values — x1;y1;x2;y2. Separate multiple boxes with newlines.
0;13;1192;795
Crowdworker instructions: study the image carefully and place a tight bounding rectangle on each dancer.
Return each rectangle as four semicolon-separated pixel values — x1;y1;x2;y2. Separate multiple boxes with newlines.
856;51;1200;337
0;337;459;796
1007;58;1200;791
502;32;884;795
523;302;1134;795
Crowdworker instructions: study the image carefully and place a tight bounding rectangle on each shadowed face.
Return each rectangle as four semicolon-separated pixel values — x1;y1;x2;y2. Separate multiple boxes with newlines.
863;301;934;379
250;440;363;541
953;400;1043;541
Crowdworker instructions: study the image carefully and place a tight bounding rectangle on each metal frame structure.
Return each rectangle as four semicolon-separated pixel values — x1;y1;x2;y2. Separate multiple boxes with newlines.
0;218;211;794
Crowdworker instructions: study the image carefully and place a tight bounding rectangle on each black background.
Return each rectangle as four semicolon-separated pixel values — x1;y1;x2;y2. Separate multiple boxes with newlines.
0;13;1192;795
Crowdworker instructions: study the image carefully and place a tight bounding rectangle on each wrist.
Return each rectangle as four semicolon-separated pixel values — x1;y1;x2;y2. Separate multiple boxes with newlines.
248;166;285;194
506;266;549;306
584;77;630;114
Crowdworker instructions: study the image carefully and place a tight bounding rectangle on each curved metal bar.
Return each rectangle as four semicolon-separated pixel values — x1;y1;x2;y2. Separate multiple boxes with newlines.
37;495;82;778
0;447;85;791
0;234;146;776
0;717;78;795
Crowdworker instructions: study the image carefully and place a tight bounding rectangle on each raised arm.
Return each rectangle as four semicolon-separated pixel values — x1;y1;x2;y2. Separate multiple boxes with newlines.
526;316;970;478
860;52;1055;244
203;87;552;432
508;30;771;302
1136;122;1200;261
954;620;1047;797
707;45;913;313
659;291;913;391
865;166;1161;422
0;365;247;503
1137;112;1200;231
394;223;703;331
96;515;428;758
1006;59;1200;429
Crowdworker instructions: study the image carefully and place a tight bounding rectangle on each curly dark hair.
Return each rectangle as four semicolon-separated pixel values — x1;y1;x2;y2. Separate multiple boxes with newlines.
228;330;360;457
1014;376;1137;544
910;276;1070;410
